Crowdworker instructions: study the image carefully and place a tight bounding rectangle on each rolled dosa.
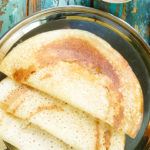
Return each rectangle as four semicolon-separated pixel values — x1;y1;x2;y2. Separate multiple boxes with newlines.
0;78;125;150
0;109;72;150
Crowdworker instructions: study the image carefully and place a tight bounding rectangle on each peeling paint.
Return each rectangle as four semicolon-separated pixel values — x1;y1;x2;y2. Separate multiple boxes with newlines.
0;0;25;37
13;3;18;8
145;25;150;39
116;4;119;16
122;3;126;20
0;11;5;16
104;3;110;12
131;7;137;13
0;7;5;16
0;0;9;16
134;24;139;32
0;21;3;32
1;0;9;7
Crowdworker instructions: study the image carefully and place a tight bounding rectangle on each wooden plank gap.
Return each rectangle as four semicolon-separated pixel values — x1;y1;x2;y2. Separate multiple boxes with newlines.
26;0;29;16
116;4;120;16
122;3;126;20
145;24;150;40
90;0;94;7
30;0;41;13
104;3;110;12
99;0;102;7
0;21;3;33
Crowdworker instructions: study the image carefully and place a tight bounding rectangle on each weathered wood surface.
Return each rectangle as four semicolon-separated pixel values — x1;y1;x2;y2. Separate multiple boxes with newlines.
0;0;150;44
93;0;150;45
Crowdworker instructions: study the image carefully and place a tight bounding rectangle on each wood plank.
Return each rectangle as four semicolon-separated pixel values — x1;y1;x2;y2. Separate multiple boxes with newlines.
125;0;150;44
93;0;124;18
0;21;3;33
93;0;150;44
28;0;41;15
0;0;26;38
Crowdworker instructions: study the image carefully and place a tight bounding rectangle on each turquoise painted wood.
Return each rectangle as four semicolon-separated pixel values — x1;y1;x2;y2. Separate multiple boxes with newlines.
0;0;150;44
0;0;26;36
93;0;150;44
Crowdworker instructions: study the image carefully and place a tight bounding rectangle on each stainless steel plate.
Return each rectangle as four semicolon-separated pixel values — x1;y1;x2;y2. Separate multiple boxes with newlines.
0;6;150;150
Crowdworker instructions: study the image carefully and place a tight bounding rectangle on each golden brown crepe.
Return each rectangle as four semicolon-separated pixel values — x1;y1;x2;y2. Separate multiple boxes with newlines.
0;29;143;138
0;78;125;150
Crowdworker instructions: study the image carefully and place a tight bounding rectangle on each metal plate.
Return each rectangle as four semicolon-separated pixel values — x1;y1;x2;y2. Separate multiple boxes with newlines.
0;6;150;150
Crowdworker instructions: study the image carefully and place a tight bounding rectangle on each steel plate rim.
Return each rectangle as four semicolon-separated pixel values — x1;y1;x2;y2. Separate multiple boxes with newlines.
0;6;149;56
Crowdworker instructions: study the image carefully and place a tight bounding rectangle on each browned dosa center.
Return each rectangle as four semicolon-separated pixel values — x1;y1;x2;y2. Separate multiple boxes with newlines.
104;130;111;149
13;65;36;82
35;37;125;129
12;37;124;129
36;37;120;90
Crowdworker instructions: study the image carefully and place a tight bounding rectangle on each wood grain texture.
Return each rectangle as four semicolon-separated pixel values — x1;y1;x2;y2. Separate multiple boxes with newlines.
125;0;150;44
93;0;150;44
0;0;26;37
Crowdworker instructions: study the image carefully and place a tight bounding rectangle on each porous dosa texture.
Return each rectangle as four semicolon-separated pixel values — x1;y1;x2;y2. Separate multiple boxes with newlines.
0;29;143;138
0;109;72;150
0;78;125;150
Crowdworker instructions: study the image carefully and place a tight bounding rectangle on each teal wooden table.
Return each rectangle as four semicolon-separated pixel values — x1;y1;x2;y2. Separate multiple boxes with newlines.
0;0;150;44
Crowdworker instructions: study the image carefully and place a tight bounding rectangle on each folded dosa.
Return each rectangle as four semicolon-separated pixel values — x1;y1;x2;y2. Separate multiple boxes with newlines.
5;142;19;150
0;138;7;150
0;78;125;150
0;29;143;138
0;109;72;150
